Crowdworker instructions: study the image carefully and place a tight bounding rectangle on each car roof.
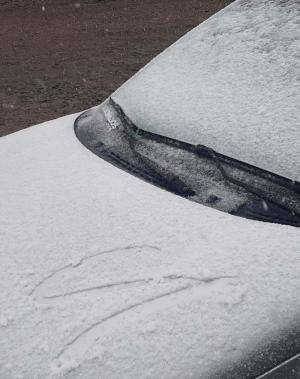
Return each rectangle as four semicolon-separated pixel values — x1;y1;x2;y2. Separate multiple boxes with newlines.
113;0;300;182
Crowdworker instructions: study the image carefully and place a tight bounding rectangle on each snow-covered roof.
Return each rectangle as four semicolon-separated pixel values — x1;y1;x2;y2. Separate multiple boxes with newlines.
114;0;300;182
1;112;300;378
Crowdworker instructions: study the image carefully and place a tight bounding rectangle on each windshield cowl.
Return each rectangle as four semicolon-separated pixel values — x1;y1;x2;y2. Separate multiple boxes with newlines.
75;98;300;227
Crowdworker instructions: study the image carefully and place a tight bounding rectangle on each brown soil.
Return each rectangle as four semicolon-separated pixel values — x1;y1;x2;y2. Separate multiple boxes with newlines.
0;0;233;136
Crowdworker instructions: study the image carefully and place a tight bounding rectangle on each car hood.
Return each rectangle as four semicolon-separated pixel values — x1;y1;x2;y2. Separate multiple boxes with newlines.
113;0;300;182
1;113;299;378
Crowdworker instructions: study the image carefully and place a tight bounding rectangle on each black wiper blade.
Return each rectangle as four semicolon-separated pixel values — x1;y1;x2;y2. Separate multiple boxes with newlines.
74;98;300;227
194;144;300;225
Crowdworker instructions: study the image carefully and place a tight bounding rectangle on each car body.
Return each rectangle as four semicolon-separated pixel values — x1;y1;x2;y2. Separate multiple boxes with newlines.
1;0;299;377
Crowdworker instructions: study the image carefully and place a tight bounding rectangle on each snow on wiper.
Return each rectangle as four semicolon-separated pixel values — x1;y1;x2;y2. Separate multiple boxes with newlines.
75;98;300;227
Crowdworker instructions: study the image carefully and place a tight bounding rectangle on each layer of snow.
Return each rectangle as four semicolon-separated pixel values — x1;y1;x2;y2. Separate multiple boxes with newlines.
114;0;300;182
1;112;300;378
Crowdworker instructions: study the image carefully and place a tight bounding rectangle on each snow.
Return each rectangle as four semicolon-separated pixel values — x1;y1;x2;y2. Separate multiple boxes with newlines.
78;100;300;223
114;0;300;182
1;1;300;377
1;112;300;378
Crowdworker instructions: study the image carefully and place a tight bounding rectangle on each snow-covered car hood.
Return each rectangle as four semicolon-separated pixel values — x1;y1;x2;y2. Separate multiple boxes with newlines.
114;0;300;182
1;114;299;378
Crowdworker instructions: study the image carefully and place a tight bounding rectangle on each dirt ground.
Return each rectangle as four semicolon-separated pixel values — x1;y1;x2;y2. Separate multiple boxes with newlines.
0;0;233;136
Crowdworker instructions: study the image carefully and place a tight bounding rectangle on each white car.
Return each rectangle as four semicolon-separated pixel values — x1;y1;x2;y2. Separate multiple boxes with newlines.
1;0;299;378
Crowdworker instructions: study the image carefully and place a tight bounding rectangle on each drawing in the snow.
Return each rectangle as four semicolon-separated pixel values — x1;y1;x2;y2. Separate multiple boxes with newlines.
1;0;299;378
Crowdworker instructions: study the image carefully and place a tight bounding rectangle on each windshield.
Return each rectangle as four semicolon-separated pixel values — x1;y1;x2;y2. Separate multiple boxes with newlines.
113;0;300;183
75;98;300;227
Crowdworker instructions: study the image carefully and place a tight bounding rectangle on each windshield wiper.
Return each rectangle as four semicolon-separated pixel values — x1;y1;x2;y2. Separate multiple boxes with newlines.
194;143;300;225
74;98;300;227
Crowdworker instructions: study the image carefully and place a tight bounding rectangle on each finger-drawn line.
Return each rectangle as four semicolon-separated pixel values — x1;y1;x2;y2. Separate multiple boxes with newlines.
41;275;236;300
29;262;72;296
43;278;153;299
29;244;160;296
55;275;238;359
165;274;237;283
55;283;193;359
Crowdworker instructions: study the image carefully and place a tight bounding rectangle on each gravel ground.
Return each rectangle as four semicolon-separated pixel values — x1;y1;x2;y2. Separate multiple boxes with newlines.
0;0;233;136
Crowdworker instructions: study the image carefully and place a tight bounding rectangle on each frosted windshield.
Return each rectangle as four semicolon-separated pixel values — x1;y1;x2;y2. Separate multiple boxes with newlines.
114;0;300;182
